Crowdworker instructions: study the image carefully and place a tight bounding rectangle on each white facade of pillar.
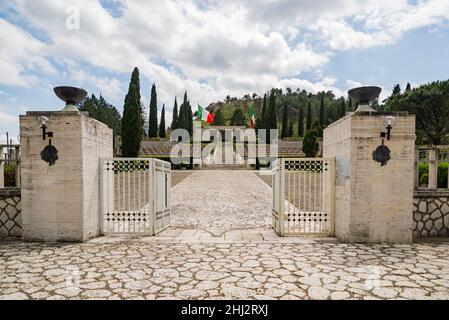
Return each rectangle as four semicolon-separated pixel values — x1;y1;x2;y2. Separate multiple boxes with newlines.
20;111;113;242
323;112;416;243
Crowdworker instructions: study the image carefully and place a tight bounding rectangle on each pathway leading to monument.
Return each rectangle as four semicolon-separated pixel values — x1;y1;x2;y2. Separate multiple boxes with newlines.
157;170;276;241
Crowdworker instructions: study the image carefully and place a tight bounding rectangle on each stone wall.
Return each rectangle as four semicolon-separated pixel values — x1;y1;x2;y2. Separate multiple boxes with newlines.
413;190;449;238
139;139;309;158
0;188;21;237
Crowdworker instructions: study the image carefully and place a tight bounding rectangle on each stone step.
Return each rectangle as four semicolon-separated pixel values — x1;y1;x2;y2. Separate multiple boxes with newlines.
202;164;248;170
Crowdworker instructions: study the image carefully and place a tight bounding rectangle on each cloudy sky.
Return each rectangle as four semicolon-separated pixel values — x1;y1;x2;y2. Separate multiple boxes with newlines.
1;0;449;142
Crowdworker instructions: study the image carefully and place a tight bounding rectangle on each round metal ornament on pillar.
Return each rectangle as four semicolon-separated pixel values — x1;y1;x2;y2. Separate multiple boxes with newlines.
41;141;59;166
372;144;391;166
53;86;87;112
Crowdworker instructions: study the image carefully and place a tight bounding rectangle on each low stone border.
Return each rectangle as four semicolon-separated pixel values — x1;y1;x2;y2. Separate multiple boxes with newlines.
0;188;22;238
413;190;449;238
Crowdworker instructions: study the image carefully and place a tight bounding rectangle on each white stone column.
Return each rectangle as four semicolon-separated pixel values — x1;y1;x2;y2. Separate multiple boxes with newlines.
0;159;4;188
323;112;416;243
20;111;113;242
428;148;438;189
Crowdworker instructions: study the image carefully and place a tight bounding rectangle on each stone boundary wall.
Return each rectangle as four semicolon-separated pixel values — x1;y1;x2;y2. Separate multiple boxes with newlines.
0;188;21;237
414;190;449;238
139;140;311;158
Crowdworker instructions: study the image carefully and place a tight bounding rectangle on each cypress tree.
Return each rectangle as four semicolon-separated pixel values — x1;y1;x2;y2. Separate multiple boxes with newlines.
159;104;166;138
121;80;142;157
171;97;178;130
213;108;225;126
392;84;401;95
267;91;277;129
405;82;411;92
266;91;277;143
339;97;346;118
288;121;293;137
298;106;304;137
319;93;325;128
177;91;188;130
148;83;158;137
127;67;144;135
281;103;288;138
261;93;267;130
348;98;353;111
186;100;193;137
306;101;312;131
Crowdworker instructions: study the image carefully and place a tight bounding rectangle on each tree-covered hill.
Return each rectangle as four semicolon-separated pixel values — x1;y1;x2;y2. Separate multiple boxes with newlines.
206;88;352;136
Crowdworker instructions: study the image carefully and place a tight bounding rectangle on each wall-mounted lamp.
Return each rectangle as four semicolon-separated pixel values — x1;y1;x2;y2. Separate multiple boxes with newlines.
37;116;58;166
37;116;53;140
380;116;396;141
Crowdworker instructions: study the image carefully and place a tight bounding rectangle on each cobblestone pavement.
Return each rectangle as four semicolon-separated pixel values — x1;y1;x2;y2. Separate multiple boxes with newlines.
0;170;449;300
1;239;449;300
163;170;274;240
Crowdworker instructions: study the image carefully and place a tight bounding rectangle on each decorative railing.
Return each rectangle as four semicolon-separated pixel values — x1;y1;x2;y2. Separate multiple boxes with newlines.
413;145;449;238
415;145;449;189
0;144;21;188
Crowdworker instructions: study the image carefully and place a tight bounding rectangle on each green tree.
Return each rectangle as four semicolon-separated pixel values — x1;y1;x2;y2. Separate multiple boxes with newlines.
159;104;166;138
213;108;225;126
281;103;288;138
186;100;193;137
392;84;401;95
306;101;312;131
260;93;267;129
302;121;320;157
267;91;277;129
171;97;178;130
339;97;346;118
121;69;142;157
126;67;145;135
406;83;411;92
80;94;121;137
349;98;353;111
148;83;158;137
319;93;325;128
266;91;277;143
288;121;294;137
389;80;449;144
298;106;304;136
178;93;186;131
230;108;247;126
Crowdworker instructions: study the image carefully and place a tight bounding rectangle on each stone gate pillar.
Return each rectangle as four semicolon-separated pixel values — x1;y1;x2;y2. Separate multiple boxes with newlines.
323;112;416;243
19;110;113;241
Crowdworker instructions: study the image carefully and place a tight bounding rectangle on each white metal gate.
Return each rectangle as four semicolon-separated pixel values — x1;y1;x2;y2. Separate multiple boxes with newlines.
272;158;335;236
100;158;171;235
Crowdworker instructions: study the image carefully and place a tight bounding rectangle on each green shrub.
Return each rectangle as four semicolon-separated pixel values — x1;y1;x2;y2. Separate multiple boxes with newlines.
418;162;448;188
4;163;16;187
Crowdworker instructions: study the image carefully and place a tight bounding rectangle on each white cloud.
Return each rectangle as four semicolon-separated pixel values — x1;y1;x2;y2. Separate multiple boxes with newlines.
0;109;17;124
2;0;449;112
65;61;123;101
0;19;56;87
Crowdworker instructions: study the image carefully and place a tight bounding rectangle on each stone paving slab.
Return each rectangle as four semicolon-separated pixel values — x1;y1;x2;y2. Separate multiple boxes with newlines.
1;170;449;300
1;240;449;300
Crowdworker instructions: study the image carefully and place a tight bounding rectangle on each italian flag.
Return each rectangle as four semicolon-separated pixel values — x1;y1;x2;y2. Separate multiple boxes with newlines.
197;104;214;124
249;105;255;128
